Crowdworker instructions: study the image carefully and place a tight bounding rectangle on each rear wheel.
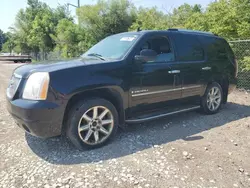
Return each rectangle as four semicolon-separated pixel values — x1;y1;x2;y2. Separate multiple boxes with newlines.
201;82;223;114
66;98;118;149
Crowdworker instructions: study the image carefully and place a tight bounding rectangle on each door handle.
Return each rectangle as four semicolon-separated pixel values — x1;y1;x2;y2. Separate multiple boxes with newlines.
168;70;180;74
202;67;211;70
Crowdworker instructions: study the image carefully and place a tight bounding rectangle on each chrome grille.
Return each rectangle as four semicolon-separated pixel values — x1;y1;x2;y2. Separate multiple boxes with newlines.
7;74;21;99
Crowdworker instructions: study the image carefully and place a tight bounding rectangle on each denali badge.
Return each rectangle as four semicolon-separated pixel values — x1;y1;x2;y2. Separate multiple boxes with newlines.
131;89;149;94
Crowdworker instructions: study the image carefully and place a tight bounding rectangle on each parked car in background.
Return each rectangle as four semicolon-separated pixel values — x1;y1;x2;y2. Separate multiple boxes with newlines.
0;54;31;63
6;29;237;149
0;53;12;56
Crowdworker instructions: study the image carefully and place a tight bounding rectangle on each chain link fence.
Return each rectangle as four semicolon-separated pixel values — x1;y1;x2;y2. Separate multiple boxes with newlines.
31;51;63;62
229;40;250;90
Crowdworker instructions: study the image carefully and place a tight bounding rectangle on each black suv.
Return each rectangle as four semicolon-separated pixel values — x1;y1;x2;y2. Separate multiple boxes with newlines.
6;29;237;149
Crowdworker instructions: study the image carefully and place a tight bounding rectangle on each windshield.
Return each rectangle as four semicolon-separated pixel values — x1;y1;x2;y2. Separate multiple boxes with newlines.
82;34;139;60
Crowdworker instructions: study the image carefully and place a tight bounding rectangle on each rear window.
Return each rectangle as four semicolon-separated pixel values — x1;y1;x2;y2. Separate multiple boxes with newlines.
173;34;204;61
224;40;235;62
198;36;229;61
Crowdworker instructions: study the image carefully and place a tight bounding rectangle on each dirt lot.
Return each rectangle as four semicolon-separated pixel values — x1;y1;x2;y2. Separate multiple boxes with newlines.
0;62;250;188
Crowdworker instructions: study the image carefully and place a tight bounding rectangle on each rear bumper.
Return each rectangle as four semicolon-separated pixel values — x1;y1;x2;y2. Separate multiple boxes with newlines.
7;99;65;138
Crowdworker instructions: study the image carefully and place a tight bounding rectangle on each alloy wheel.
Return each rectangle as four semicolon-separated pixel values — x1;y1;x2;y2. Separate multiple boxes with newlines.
207;87;222;111
78;106;114;145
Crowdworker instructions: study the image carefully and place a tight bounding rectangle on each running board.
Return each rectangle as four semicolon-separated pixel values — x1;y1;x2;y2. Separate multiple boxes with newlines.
125;106;200;124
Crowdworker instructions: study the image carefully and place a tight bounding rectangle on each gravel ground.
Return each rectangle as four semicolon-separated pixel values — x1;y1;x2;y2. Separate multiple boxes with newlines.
0;62;250;188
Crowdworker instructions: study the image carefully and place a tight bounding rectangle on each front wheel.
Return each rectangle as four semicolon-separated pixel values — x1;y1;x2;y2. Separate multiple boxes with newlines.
201;82;223;114
66;98;119;149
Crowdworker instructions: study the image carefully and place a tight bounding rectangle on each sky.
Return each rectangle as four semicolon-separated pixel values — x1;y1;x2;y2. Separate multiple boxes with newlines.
0;0;212;32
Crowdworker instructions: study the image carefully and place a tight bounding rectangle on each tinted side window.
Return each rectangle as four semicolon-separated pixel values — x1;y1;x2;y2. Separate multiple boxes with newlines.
138;36;175;63
174;34;204;61
199;36;228;60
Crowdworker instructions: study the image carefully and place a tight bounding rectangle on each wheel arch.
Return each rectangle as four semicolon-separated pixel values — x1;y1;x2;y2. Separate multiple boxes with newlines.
205;75;229;104
62;87;125;134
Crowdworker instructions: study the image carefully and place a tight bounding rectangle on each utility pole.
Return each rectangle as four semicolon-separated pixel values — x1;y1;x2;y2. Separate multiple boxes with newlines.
67;0;81;24
67;0;80;9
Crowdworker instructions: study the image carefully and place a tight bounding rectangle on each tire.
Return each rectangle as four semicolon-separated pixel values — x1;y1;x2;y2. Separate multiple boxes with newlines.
201;82;223;114
66;98;119;150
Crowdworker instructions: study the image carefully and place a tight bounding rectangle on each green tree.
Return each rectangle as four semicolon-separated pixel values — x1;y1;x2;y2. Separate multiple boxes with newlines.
242;56;250;71
3;0;249;61
185;12;208;31
0;29;4;51
130;7;169;30
13;0;49;55
52;19;85;58
171;3;202;28
230;0;250;39
1;32;16;54
77;0;136;44
29;7;55;57
186;0;250;40
12;0;72;58
205;0;239;39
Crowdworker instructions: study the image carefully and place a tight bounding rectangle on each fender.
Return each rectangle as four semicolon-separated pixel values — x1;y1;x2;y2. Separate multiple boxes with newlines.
49;62;130;129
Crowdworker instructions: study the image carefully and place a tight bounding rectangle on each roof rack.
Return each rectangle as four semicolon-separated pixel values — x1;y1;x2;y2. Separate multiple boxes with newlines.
168;28;215;36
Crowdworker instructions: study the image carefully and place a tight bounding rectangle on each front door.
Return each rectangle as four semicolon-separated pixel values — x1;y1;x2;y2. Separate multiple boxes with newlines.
129;34;181;116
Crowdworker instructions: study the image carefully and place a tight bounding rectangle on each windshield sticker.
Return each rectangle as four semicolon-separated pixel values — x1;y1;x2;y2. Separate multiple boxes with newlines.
120;36;137;42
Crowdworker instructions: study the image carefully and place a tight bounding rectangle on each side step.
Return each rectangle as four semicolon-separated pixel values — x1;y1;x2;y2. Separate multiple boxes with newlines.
125;106;200;124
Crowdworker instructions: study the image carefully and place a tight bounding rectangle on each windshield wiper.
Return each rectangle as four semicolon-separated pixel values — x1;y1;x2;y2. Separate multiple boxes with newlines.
87;53;106;61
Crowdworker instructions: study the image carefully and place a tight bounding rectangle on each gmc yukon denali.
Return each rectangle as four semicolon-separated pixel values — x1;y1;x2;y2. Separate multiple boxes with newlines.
6;29;237;149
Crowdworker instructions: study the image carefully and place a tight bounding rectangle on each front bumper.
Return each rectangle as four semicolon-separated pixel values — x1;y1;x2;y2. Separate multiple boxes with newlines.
7;99;65;138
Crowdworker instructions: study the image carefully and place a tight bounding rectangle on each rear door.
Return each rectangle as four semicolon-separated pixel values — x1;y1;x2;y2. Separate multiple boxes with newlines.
198;36;237;96
171;33;207;101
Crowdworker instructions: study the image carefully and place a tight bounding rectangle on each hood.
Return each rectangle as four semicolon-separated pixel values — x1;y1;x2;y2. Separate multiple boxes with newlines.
13;58;105;78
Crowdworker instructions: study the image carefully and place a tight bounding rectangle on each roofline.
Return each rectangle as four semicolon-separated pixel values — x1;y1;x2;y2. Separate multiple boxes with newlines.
116;29;221;38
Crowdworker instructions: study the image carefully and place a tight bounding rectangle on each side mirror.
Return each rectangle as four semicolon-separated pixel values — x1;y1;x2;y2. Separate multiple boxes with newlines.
134;49;157;63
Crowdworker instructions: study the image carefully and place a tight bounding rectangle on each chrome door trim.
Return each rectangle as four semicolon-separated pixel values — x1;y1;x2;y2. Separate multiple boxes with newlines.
132;88;182;97
182;85;202;90
168;70;180;74
131;85;202;97
125;106;201;123
202;67;211;71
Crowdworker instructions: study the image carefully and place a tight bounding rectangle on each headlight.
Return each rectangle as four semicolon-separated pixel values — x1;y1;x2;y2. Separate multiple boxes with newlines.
23;72;50;100
6;74;21;99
